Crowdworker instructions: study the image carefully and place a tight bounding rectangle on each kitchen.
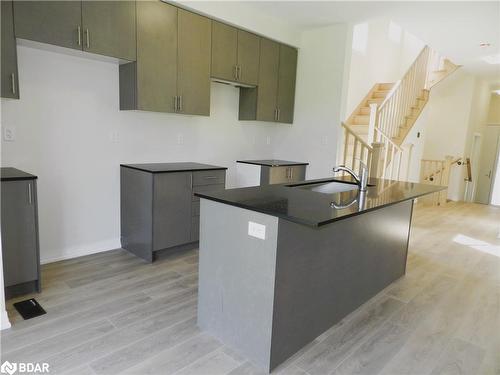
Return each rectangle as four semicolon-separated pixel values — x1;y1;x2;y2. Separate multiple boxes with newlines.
2;1;499;375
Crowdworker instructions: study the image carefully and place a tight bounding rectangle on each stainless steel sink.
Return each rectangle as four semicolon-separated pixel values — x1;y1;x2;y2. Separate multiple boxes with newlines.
294;181;359;194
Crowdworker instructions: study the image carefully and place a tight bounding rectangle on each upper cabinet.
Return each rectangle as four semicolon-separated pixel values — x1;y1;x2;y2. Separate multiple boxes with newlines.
211;21;260;86
239;39;298;124
177;9;212;116
13;1;82;50
13;1;136;60
1;0;19;99
10;1;297;121
120;1;178;113
276;45;298;124
120;3;211;116
81;1;136;61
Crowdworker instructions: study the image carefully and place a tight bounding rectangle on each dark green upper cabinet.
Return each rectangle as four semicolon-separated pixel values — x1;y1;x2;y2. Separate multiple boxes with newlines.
211;21;238;82
120;1;177;113
211;21;260;86
13;1;136;60
81;1;136;61
277;44;298;124
237;30;260;86
177;9;211;116
1;0;19;99
239;39;297;124
13;1;82;50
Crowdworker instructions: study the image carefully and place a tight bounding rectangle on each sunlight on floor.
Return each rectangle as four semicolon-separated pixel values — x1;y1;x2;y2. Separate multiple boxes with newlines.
453;234;500;257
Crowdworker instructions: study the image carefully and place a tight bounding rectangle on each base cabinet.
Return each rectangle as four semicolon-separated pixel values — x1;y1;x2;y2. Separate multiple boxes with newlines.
121;165;226;262
1;170;41;299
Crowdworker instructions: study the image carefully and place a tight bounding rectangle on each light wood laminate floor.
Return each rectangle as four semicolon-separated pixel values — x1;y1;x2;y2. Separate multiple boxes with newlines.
2;202;500;374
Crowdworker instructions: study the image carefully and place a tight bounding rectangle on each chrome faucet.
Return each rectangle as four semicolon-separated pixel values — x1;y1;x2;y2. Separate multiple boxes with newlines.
333;161;369;192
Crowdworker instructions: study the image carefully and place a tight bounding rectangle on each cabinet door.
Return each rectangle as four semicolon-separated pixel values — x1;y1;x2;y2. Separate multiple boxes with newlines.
13;1;82;50
136;1;177;113
81;1;136;61
277;44;298;124
1;181;38;287
256;38;280;122
177;9;211;116
153;173;192;251
211;21;237;82
237;30;260;86
1;0;19;99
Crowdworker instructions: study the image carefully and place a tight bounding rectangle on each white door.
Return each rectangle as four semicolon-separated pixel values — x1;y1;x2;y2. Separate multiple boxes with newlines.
475;126;500;204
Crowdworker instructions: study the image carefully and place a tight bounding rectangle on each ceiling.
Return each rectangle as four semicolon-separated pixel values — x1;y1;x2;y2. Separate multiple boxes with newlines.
239;1;500;83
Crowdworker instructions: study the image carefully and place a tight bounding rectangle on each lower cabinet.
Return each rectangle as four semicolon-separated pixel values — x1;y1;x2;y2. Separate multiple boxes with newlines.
1;172;41;299
121;165;226;262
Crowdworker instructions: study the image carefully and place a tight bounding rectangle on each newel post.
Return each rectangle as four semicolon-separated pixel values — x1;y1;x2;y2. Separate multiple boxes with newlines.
368;103;378;144
370;142;384;178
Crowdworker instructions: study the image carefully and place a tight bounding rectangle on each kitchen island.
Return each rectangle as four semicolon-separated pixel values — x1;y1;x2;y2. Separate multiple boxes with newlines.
195;177;444;372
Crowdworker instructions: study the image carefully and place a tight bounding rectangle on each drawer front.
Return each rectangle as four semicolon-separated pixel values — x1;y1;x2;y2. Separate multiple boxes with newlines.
192;170;226;186
191;216;200;242
192;183;226;202
192;201;200;216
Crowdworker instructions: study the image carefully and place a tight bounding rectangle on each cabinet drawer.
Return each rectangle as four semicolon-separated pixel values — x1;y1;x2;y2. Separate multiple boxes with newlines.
191;216;200;242
192;183;225;202
192;201;200;217
192;170;226;186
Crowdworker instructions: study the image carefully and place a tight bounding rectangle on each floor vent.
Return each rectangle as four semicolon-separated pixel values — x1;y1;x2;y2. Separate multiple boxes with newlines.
13;298;46;320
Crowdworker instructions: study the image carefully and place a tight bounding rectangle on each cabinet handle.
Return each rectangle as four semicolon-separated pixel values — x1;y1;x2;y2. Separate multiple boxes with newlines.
233;65;238;81
277;108;281;122
274;108;277;121
290;168;293;180
85;29;90;49
190;174;193;189
28;183;32;204
77;26;81;46
204;176;218;180
179;95;183;112
10;73;16;95
173;96;177;111
237;65;241;81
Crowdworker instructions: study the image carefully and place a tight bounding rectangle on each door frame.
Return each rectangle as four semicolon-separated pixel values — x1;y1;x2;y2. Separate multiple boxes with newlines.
489;134;500;205
464;132;482;202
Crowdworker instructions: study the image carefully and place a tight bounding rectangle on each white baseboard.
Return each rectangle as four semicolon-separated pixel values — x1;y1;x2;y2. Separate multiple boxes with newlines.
1;309;11;330
40;238;122;265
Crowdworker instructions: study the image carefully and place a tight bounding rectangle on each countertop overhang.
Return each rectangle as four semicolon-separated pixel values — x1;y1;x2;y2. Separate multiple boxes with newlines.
195;177;446;227
120;162;227;173
1;167;38;181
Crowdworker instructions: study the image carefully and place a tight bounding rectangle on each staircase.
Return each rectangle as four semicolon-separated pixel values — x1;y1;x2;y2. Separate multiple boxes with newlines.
341;45;460;180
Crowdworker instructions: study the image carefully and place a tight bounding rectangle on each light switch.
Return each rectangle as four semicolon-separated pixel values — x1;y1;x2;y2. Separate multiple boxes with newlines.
248;221;266;240
177;133;184;145
3;127;15;142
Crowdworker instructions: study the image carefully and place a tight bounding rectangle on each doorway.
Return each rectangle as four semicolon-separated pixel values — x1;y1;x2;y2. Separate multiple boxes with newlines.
465;133;482;202
475;126;500;204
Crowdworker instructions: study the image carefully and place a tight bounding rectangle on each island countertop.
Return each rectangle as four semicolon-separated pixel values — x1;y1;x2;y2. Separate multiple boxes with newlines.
120;162;227;173
195;177;445;227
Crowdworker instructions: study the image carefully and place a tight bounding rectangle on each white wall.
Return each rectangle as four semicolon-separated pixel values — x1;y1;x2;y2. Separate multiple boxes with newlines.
1;22;351;263
345;18;425;116
418;70;492;201
273;23;351;179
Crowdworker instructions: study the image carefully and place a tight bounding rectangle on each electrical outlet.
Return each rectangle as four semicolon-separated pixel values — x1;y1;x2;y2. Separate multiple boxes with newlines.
266;136;271;145
248;221;266;240
109;131;120;143
3;127;15;142
177;134;184;145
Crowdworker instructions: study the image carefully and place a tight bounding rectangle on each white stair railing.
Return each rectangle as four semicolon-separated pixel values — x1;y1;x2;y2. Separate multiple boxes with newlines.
374;46;431;144
341;122;373;175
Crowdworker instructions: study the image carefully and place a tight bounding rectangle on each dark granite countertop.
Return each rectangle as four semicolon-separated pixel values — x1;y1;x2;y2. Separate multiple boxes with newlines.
236;159;309;167
120;162;227;173
1;167;37;181
195;176;445;227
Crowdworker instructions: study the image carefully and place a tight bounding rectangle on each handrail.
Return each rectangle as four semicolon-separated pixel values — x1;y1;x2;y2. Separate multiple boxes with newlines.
342;122;372;150
378;46;429;112
374;127;402;152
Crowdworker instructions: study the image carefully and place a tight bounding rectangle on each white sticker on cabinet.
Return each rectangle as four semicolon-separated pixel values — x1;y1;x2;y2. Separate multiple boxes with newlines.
248;221;266;240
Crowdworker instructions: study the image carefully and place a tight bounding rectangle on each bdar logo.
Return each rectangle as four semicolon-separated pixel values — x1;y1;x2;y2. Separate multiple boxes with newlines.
0;361;17;375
